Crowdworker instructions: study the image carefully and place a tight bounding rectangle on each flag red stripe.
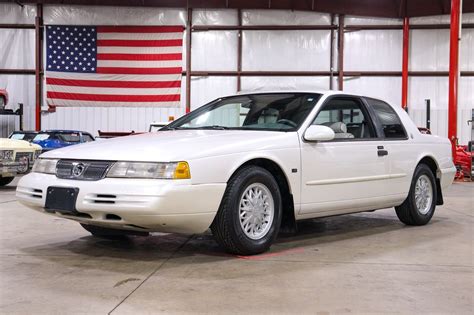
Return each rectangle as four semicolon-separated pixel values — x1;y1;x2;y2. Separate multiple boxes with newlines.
46;77;181;88
97;53;182;61
96;67;182;74
47;92;180;102
97;39;182;47
97;26;184;33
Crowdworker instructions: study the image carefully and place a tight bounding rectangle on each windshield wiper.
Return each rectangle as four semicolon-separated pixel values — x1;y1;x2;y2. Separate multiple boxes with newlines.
193;125;230;130
161;126;184;131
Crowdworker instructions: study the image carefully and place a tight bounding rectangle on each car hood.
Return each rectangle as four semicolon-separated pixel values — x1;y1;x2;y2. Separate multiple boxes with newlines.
41;130;298;161
33;139;71;150
0;138;41;150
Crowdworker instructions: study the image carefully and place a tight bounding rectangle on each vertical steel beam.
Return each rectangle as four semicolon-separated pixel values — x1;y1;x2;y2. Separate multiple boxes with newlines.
329;14;335;90
337;15;344;91
448;0;461;156
401;17;409;111
185;7;192;113
35;3;43;131
237;9;242;91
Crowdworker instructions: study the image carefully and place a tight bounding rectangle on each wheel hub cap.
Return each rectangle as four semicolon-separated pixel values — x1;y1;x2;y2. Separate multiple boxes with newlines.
239;183;274;240
414;174;433;215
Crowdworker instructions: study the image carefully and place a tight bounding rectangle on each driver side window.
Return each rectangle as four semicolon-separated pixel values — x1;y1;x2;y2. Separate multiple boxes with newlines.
312;97;376;140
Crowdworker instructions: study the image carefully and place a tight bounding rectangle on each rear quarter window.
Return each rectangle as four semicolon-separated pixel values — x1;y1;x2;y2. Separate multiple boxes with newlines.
366;98;407;139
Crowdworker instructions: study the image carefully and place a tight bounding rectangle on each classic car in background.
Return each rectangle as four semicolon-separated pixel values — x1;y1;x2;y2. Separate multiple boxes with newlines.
9;131;39;142
32;130;95;152
17;91;455;255
454;141;473;180
0;138;41;186
0;89;8;110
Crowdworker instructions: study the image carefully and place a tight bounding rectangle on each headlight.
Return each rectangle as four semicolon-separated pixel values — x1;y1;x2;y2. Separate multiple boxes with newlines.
32;158;58;174
0;150;14;161
106;161;190;179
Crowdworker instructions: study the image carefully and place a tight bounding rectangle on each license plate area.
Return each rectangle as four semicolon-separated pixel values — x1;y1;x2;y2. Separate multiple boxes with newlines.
45;187;79;214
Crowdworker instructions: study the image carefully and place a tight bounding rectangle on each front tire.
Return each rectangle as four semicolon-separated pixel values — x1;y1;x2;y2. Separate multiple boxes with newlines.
395;164;437;226
0;177;14;187
211;166;282;255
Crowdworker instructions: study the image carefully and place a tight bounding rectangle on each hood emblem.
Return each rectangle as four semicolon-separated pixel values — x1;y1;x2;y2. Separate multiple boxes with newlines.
72;163;86;177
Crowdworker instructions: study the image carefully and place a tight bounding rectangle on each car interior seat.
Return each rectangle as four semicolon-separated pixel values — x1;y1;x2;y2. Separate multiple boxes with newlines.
322;122;355;139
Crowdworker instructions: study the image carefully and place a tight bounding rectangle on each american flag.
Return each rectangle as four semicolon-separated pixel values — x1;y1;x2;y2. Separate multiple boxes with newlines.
45;25;183;107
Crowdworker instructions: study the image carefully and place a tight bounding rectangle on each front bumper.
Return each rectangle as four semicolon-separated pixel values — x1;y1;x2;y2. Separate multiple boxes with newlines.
0;160;20;177
16;173;226;234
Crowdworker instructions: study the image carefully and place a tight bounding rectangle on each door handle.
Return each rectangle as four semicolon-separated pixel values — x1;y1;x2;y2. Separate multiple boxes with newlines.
378;149;389;157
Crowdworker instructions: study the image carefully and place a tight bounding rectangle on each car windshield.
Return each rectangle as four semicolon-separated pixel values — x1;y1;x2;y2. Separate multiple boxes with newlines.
10;132;37;141
33;134;50;141
166;93;322;132
58;133;81;142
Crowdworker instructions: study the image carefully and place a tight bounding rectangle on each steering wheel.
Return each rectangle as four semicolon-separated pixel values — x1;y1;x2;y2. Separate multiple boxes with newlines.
277;119;297;128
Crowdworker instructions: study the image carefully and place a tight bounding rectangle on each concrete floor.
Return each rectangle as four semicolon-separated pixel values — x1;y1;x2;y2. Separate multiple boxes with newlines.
0;177;472;314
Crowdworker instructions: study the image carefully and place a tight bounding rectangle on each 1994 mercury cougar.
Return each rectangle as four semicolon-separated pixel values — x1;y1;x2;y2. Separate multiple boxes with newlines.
16;91;456;255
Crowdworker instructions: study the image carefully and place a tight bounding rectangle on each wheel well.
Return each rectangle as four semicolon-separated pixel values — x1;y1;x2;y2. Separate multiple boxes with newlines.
418;156;444;205
231;158;297;233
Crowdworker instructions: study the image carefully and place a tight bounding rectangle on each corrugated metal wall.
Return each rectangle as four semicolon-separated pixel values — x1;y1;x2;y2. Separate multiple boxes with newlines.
0;3;473;143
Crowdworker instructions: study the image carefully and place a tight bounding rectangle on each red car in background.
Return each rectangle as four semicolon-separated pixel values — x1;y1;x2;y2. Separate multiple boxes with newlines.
0;89;8;109
454;141;473;180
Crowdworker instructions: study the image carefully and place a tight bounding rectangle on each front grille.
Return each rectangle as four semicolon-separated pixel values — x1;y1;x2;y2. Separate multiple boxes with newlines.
15;152;33;162
56;160;114;181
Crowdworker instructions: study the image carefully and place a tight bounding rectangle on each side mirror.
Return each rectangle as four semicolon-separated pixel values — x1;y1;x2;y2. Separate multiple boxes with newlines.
304;125;335;142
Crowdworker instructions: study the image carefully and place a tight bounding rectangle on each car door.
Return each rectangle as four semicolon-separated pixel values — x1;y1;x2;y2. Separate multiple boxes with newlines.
299;96;391;216
364;97;412;200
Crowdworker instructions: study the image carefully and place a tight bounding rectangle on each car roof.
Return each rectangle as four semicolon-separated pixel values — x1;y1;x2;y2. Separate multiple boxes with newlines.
222;90;399;109
42;130;92;135
227;89;377;100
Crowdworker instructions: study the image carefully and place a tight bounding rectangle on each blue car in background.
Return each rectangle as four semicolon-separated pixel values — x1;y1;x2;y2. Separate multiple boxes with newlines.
32;130;95;152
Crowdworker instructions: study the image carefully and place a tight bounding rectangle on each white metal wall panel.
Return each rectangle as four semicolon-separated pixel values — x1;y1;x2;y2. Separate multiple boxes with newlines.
241;76;330;92
193;9;238;25
43;5;186;26
460;29;474;71
0;115;20;138
458;77;474;144
0;3;36;23
408;76;474;144
0;29;35;70
343;76;402;107
344;30;402;71
242;30;331;71
410;13;474;24
344;16;402;25
410;30;449;71
192;31;238;71
187;76;237;110
407;77;448;138
242;10;330;25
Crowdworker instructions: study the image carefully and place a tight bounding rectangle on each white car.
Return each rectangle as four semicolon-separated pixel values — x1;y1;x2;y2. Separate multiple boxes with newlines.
16;91;456;255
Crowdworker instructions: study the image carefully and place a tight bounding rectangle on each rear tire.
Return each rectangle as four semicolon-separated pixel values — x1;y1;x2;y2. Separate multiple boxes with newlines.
80;223;148;239
0;177;14;187
211;165;282;255
395;164;437;226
